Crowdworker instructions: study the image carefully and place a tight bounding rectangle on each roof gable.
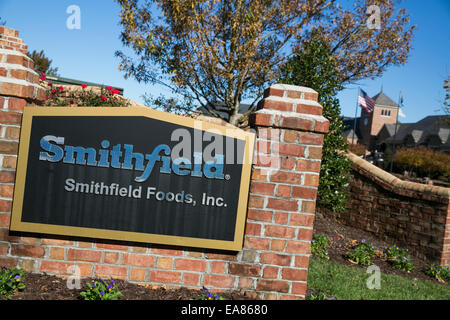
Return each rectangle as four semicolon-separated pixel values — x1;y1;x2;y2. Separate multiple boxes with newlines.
371;92;399;108
380;115;450;145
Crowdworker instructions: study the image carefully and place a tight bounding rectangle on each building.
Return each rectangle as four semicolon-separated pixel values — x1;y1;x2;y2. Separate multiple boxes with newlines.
45;75;124;95
344;90;400;149
378;115;450;154
343;90;450;154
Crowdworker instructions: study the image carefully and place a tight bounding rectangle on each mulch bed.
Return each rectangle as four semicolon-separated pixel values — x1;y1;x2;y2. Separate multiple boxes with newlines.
0;273;252;300
312;210;448;285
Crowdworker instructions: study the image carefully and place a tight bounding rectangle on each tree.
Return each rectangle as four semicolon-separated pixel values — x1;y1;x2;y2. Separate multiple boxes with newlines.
445;76;450;112
142;93;196;116
279;37;350;213
0;17;6;26
443;76;450;125
27;50;59;77
297;0;415;84
115;0;415;127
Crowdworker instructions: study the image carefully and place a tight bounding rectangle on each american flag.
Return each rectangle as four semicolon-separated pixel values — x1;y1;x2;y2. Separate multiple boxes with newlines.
358;89;375;113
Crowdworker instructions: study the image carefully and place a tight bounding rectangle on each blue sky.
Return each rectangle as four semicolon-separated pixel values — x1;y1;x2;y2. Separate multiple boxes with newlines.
1;0;449;123
337;0;450;123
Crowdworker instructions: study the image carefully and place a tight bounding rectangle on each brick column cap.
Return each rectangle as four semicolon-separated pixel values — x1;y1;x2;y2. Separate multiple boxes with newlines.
251;84;329;134
0;47;45;101
0;26;28;54
270;83;318;94
0;26;19;38
264;84;319;101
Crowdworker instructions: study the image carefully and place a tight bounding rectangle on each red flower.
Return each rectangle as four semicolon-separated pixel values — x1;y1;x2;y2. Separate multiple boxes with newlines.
101;95;107;101
51;89;57;94
40;73;46;81
107;86;112;91
112;89;120;95
81;84;87;89
48;82;53;87
59;86;64;92
45;96;49;100
70;100;75;105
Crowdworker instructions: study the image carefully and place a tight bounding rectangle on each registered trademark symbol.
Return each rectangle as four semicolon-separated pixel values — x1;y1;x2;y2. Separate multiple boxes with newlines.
225;174;230;180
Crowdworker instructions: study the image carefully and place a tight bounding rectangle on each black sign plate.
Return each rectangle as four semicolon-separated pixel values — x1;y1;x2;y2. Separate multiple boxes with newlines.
10;107;254;251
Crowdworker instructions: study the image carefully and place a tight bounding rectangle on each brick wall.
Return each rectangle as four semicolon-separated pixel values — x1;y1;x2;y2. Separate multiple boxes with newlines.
319;152;450;266
369;106;398;137
0;26;45;218
0;26;330;299
0;27;45;105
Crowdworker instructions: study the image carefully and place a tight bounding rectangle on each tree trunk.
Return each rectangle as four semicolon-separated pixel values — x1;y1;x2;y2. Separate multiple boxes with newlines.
228;102;241;127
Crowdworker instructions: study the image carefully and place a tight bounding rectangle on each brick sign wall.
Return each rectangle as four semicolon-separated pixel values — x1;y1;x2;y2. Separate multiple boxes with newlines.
319;152;450;267
0;26;330;299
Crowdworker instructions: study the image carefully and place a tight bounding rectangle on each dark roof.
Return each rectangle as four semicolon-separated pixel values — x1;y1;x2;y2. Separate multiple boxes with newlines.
382;123;412;136
372;92;399;108
197;103;252;121
383;115;450;145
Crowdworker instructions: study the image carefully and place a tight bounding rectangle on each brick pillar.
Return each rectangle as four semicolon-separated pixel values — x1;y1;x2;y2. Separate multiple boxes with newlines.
444;206;450;266
248;83;329;299
0;26;45;106
0;27;45;253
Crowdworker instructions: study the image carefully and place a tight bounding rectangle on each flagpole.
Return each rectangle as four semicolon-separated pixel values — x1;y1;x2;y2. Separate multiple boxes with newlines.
389;90;401;173
352;87;360;146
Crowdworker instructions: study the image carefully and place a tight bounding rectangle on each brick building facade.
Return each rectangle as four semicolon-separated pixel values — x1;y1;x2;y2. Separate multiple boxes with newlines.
344;91;400;150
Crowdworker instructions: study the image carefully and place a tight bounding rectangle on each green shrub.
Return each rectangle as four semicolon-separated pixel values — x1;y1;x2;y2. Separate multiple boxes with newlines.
0;267;25;296
311;234;330;260
383;245;415;272
80;279;122;300
39;74;129;107
348;143;366;157
346;239;377;266
279;37;350;213
424;264;450;283
393;146;450;180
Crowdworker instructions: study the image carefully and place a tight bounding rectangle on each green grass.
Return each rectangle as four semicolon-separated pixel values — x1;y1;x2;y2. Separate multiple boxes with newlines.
307;257;450;300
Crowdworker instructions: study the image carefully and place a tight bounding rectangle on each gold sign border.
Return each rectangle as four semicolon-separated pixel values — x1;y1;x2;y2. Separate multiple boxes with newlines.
10;107;255;251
